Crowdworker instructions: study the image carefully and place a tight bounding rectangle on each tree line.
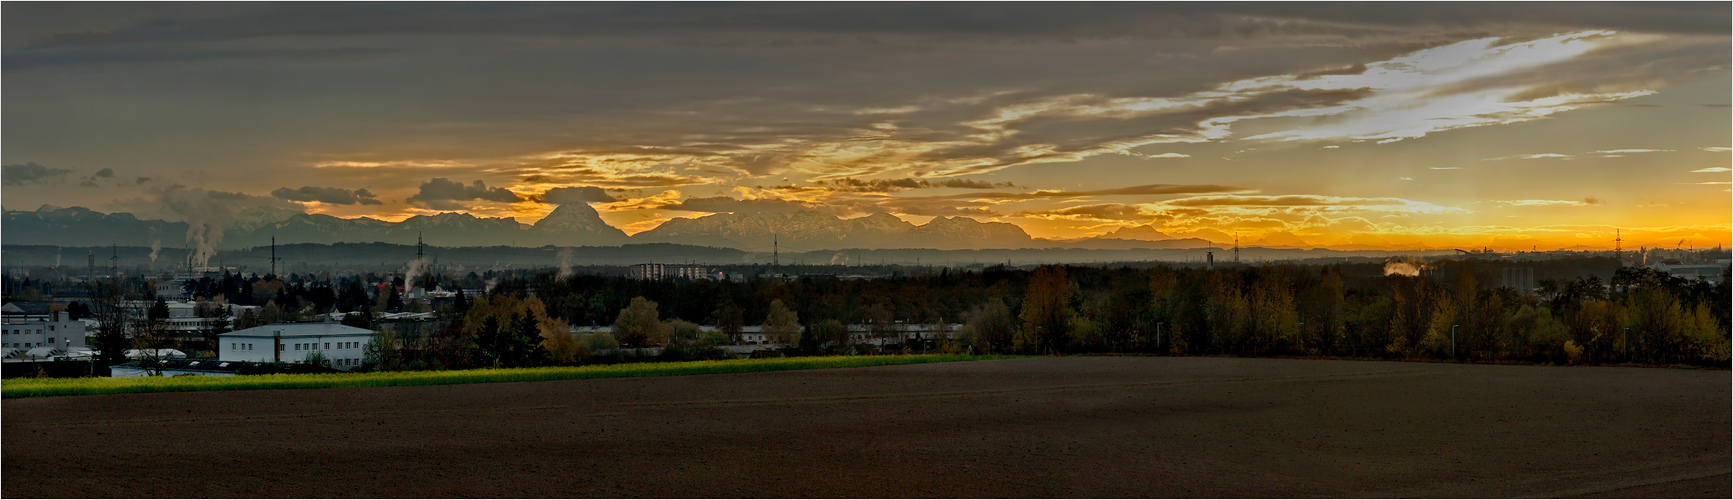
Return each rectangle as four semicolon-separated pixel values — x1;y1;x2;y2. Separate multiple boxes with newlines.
31;256;1732;374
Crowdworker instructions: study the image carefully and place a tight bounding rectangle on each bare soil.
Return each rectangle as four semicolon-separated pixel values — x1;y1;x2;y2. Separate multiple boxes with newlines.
4;357;1728;498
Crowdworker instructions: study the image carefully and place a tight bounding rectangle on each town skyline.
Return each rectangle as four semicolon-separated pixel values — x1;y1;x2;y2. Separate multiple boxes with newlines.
4;3;1729;251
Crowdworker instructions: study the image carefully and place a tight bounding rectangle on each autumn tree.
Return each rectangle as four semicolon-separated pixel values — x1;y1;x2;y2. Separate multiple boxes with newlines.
960;298;1015;354
709;299;745;344
1018;265;1074;354
763;299;801;347
613;296;669;348
1204;270;1250;353
811;319;849;354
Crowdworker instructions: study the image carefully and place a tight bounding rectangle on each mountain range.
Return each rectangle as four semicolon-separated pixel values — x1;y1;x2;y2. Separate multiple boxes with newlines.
3;203;1230;251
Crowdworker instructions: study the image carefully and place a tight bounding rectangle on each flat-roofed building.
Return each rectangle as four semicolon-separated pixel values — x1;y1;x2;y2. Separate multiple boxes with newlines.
1;302;86;356
219;323;374;370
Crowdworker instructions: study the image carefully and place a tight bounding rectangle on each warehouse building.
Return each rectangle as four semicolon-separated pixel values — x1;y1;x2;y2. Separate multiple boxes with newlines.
218;323;374;370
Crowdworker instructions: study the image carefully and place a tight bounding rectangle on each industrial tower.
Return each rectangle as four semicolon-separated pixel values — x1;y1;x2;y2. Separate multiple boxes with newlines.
1614;228;1623;266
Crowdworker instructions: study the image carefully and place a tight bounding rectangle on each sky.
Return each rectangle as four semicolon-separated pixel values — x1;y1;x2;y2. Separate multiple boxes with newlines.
4;2;1729;251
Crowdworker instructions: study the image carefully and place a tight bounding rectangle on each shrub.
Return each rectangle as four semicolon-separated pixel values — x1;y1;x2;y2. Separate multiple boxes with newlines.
1563;340;1585;365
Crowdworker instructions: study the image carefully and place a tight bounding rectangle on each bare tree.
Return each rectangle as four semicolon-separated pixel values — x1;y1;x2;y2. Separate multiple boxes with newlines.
84;280;135;376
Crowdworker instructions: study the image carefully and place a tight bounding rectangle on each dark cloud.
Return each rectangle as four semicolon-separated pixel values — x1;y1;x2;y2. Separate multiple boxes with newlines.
1013;204;1155;221
271;185;384;205
922;184;1249;201
538;186;615;205
136;176;151;185
1162;195;1416;208
406;178;524;210
3;46;401;72
9;3;1725;51
3;162;73;185
823;177;1017;192
72;166;121;187
659;196;818;214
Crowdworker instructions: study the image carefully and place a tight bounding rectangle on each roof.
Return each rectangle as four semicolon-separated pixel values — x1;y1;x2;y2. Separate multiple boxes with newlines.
222;323;375;339
2;301;55;315
114;357;246;373
124;348;187;359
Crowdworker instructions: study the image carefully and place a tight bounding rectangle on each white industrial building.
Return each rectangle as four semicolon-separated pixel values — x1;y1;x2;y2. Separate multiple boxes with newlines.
1650;261;1730;284
219;323;374;369
122;300;261;344
1;302;87;357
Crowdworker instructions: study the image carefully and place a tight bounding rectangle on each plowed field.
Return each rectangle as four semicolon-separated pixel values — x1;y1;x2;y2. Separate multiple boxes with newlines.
4;357;1727;498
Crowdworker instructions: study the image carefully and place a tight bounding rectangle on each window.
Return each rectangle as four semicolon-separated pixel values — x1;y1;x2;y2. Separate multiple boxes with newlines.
325;342;330;350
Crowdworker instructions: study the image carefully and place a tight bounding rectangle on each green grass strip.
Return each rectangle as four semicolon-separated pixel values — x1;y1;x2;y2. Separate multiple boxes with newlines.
1;354;1020;399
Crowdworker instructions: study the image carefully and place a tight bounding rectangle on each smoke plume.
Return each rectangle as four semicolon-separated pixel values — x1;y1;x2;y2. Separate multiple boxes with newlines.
1383;258;1427;277
156;186;238;267
404;258;431;291
557;247;576;280
149;239;162;262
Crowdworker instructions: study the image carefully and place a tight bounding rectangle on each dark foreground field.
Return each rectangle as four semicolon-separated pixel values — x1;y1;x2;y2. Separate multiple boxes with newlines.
4;357;1728;498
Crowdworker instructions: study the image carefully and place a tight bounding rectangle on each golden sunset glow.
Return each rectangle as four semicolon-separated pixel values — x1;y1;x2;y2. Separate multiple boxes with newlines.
3;4;1728;252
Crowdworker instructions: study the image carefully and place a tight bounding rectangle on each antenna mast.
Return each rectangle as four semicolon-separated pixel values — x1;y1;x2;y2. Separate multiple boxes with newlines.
270;236;280;277
417;232;425;261
1233;233;1240;263
1614;228;1623;266
110;244;118;277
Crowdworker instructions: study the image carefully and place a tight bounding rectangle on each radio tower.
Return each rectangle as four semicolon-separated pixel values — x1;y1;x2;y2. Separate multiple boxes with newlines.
1233;233;1240;263
110;244;118;277
269;236;282;277
772;233;779;277
1614;228;1623;267
88;251;95;279
417;232;425;261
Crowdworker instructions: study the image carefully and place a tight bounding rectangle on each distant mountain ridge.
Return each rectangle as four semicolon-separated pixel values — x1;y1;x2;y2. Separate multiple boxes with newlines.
5;204;1217;251
6;204;629;250
632;211;1036;250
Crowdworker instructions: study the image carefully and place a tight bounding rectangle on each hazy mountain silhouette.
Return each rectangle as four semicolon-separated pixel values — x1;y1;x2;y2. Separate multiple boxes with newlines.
632;210;1034;250
5;204;1234;252
7;204;627;249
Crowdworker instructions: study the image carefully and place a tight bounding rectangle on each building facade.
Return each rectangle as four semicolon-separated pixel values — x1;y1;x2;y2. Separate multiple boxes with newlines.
629;263;720;281
1;302;87;355
219;323;374;369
